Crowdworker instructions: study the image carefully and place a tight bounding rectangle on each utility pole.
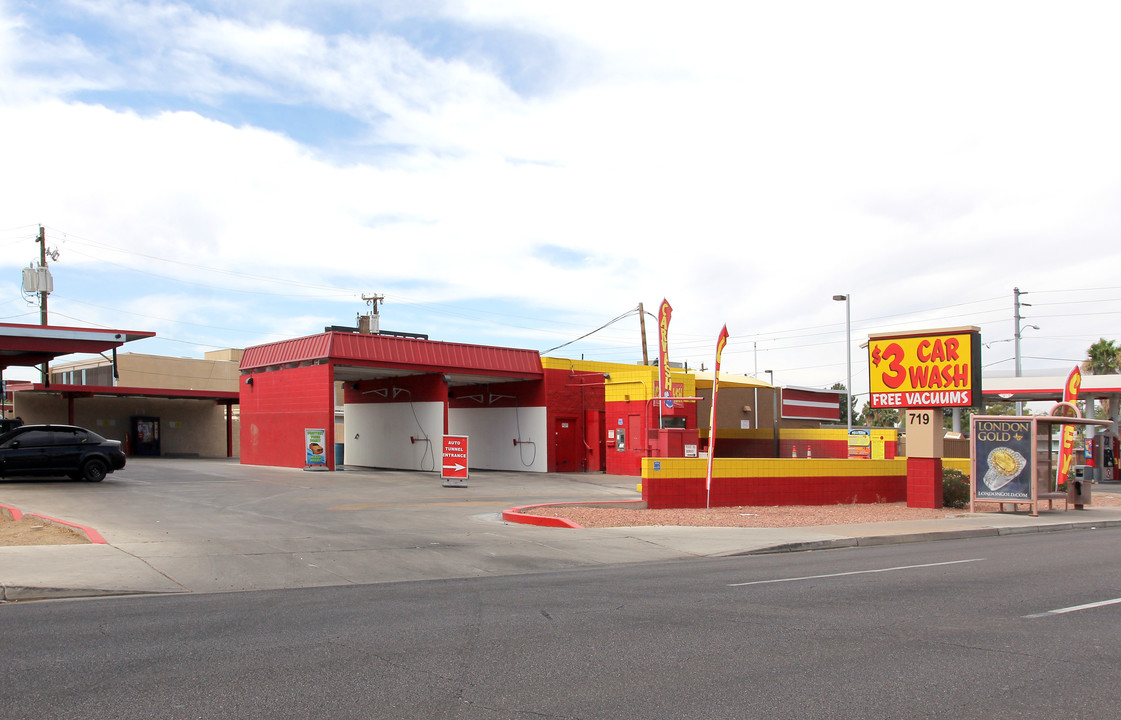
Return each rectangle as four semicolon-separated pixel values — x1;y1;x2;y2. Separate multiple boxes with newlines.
1013;287;1028;415
359;293;384;335
37;226;48;326
638;302;649;365
37;226;49;384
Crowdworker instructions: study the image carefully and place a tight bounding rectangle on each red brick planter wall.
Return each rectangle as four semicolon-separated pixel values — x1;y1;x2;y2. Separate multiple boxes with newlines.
642;458;909;509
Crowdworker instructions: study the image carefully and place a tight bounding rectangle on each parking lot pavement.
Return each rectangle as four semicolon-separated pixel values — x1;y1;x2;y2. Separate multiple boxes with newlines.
0;458;681;600
4;459;1121;602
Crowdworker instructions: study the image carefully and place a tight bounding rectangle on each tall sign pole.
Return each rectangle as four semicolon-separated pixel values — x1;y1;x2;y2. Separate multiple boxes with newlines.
638;302;648;366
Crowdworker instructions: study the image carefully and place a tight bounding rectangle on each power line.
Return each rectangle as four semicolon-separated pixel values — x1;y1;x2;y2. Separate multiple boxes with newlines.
540;307;639;355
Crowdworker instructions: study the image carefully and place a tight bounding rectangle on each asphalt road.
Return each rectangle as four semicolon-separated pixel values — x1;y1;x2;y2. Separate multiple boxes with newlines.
3;528;1120;719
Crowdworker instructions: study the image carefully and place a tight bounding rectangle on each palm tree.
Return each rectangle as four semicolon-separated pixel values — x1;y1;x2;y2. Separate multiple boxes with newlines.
1084;338;1121;375
1084;338;1120;419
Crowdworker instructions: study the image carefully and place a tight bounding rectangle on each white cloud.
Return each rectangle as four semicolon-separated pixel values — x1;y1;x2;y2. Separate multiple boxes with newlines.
3;0;1121;392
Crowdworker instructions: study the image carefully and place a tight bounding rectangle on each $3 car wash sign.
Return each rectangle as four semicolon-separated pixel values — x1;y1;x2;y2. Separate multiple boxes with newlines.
866;327;982;409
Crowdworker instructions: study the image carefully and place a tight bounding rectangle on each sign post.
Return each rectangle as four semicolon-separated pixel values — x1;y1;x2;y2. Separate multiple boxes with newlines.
866;326;981;508
442;435;469;487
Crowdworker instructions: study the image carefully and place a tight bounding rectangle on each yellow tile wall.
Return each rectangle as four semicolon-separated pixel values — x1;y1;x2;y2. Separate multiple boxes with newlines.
642;457;909;479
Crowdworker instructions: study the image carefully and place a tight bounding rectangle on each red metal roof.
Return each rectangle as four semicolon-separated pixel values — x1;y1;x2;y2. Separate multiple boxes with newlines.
0;322;155;369
241;332;543;379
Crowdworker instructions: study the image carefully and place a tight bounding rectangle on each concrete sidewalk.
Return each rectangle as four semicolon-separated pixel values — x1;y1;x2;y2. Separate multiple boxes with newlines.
4;459;1121;603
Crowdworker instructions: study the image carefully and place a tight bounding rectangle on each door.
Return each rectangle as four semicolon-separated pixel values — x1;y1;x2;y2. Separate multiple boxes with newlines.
0;428;56;476
554;416;580;472
51;427;89;472
131;416;161;456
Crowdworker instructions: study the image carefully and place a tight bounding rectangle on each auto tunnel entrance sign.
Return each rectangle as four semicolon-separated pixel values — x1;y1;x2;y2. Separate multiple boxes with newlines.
442;435;469;487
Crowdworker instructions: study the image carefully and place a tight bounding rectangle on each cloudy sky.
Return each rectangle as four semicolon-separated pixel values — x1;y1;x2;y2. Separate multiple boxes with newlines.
2;1;1120;407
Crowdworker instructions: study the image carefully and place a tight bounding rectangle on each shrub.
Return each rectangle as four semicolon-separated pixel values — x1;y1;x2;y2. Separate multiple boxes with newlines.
942;467;970;509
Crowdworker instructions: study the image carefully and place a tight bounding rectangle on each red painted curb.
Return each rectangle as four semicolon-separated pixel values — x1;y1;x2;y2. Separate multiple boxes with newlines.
502;504;584;528
0;502;107;544
502;500;646;529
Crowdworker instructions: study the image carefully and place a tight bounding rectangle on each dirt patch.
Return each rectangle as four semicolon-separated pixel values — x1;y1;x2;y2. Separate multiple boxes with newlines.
522;492;1121;529
0;515;91;546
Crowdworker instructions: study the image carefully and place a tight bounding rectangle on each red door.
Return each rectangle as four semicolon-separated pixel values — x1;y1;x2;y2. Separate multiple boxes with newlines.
585;410;606;472
554;416;580;472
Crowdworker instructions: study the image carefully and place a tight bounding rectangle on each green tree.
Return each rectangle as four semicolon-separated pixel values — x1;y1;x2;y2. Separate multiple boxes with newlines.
1083;339;1120;419
830;382;858;425
859;402;899;428
943;402;1015;430
983;401;1017;416
1084;338;1121;375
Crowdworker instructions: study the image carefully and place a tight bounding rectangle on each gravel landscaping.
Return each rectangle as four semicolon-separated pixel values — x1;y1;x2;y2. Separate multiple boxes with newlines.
521;492;1121;528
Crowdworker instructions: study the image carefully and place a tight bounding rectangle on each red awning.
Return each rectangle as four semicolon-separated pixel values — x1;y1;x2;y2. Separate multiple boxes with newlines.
0;323;155;370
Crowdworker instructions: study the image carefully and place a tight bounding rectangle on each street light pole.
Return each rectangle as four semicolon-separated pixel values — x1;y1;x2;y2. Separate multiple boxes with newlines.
1013;287;1030;416
833;294;852;436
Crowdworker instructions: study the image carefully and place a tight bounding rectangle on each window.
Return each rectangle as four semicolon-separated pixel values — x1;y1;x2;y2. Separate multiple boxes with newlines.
5;429;54;448
53;429;90;445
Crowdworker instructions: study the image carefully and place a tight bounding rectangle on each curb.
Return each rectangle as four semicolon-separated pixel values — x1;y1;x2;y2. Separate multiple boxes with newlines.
502;500;646;529
732;518;1121;556
0;584;158;603
1;502;108;544
502;502;585;528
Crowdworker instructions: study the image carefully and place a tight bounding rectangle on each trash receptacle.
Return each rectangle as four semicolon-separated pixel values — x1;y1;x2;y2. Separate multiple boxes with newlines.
334;443;344;467
1068;478;1091;508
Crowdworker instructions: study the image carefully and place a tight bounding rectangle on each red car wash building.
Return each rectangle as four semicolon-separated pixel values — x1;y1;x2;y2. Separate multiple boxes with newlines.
238;329;705;475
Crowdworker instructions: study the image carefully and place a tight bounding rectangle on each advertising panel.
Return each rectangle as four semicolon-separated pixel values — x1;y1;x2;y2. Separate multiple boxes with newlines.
847;429;871;459
867;328;981;408
973;418;1032;501
781;387;841;421
305;428;328;467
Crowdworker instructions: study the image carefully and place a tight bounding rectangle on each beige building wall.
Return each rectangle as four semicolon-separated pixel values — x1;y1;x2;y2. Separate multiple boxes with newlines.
52;352;241;392
12;393;239;458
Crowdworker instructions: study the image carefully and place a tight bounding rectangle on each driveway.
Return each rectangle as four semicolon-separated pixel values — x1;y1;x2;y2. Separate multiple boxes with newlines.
0;458;767;597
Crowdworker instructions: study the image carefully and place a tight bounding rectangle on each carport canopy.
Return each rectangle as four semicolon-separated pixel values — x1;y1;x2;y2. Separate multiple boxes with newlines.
0;322;155;370
983;374;1121;414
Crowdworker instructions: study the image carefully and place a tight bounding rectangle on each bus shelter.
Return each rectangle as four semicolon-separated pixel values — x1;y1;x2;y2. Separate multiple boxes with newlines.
970;407;1114;517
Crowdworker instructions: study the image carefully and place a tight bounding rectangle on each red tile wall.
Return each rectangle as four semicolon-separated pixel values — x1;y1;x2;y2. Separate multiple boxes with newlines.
240;364;335;469
644;473;907;509
906;457;944;508
544;368;606;472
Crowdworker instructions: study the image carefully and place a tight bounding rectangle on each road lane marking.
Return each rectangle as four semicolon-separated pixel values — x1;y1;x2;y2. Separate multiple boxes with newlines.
728;558;984;587
1023;597;1121;618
